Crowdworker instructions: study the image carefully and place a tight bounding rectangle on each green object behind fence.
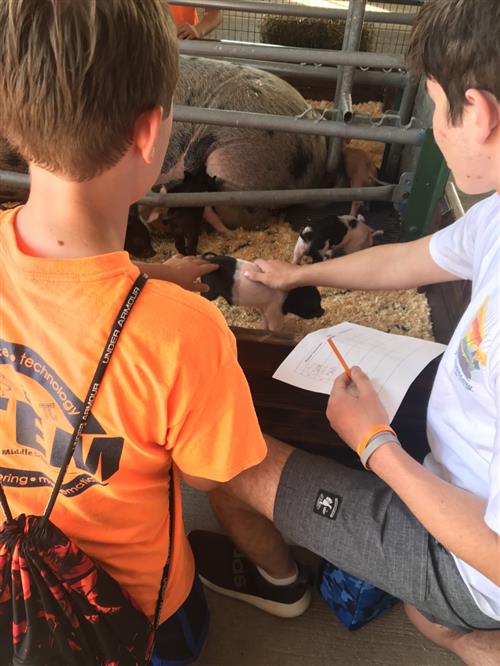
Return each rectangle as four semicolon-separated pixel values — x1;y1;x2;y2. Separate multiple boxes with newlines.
401;129;449;241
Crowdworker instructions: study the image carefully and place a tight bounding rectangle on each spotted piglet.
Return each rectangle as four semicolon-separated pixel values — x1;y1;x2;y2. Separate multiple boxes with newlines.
201;254;324;331
291;213;383;264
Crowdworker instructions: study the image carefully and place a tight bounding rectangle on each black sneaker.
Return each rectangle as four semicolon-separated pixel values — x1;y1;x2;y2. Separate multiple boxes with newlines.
188;530;312;618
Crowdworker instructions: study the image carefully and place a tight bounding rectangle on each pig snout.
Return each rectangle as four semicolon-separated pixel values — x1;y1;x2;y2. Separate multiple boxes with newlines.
293;234;311;264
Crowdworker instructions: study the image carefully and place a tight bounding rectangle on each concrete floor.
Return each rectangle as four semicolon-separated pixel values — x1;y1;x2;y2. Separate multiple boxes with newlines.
183;484;463;666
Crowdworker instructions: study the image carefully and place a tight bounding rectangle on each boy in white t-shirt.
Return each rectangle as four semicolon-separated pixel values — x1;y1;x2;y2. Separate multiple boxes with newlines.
190;1;500;663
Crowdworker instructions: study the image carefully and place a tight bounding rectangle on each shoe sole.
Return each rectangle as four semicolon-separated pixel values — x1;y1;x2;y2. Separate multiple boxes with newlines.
199;575;312;619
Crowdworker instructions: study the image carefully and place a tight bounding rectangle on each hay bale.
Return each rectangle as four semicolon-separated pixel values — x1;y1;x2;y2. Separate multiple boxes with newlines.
260;15;371;52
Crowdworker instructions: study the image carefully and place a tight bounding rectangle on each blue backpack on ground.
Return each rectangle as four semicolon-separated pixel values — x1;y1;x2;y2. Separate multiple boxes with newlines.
319;560;399;631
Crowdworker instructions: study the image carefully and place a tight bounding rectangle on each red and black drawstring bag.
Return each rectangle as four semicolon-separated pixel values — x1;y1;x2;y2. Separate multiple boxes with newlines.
0;274;174;666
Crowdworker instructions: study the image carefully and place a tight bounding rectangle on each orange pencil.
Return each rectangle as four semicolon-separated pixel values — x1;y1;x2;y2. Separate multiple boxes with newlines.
327;337;352;381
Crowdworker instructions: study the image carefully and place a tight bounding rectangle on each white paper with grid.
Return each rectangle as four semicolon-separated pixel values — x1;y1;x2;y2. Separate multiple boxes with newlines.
273;321;446;421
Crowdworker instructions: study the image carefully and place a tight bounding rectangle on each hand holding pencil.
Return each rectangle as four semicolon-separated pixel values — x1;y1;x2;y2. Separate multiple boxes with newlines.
325;341;389;451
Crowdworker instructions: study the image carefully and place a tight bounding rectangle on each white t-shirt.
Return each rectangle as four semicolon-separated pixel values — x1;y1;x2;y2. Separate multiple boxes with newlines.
426;192;500;620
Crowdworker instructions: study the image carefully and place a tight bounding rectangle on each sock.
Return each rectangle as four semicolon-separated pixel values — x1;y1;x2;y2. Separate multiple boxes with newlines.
257;562;298;586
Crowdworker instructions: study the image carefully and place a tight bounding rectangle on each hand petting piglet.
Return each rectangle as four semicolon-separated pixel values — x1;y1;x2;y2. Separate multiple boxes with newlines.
200;254;324;331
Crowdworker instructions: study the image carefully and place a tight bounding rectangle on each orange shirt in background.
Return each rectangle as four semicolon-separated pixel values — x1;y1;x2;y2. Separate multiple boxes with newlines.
169;5;199;26
0;206;267;623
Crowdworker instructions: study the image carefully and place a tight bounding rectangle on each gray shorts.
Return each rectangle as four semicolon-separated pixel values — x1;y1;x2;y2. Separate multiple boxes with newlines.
274;449;500;632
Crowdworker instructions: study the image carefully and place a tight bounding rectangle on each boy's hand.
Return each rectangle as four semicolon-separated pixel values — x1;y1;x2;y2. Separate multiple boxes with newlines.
326;366;389;450
177;22;200;39
244;259;302;291
162;255;218;292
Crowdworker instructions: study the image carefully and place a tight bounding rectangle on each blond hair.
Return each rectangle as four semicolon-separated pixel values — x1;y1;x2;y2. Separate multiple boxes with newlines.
0;0;178;180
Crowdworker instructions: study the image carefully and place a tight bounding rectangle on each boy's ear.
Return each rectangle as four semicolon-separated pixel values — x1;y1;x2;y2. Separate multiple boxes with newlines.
132;106;164;164
464;89;500;143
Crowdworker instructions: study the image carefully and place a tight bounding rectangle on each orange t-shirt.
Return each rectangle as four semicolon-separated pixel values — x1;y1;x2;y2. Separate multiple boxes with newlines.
0;207;267;623
169;5;199;26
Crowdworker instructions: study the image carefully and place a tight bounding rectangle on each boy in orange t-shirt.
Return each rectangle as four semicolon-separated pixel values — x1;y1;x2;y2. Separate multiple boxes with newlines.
169;4;222;40
0;2;264;664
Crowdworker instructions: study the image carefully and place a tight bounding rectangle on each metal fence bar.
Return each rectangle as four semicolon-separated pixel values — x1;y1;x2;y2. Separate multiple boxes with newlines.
172;0;417;25
0;170;29;190
179;39;404;69
328;0;367;173
217;58;407;87
366;0;422;4
142;186;394;207
385;71;420;180
0;169;394;207
173;105;424;144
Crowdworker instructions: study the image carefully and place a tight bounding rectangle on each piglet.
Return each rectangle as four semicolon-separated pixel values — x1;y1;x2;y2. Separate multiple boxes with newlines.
140;171;232;256
340;146;379;217
201;254;324;331
291;213;383;264
125;204;155;258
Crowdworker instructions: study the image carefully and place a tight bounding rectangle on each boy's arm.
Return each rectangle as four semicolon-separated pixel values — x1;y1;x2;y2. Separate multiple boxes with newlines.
177;9;222;39
248;236;461;292
134;255;218;293
370;444;500;586
329;368;500;586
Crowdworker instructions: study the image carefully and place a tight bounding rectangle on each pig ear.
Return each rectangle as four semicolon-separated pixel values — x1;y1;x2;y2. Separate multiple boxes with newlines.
356;214;366;223
372;229;384;238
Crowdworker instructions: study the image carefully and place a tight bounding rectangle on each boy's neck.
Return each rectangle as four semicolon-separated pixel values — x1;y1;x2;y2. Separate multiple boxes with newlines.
15;165;132;259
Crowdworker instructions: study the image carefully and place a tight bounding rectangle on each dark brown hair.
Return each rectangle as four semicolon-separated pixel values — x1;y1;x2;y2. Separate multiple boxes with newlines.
406;0;500;123
0;0;178;180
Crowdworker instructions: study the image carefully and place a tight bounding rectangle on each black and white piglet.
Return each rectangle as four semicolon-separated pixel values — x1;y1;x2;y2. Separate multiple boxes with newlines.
290;212;383;264
201;254;324;331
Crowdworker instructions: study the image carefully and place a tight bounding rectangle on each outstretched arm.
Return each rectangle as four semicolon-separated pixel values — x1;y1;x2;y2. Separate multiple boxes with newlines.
134;255;218;292
247;236;461;292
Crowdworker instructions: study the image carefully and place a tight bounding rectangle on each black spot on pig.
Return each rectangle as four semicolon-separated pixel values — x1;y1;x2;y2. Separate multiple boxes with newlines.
291;143;312;181
267;130;275;139
161;126;192;174
201;253;237;304
282;287;324;319
125;205;155;258
166;170;219;255
184;132;217;174
299;219;348;262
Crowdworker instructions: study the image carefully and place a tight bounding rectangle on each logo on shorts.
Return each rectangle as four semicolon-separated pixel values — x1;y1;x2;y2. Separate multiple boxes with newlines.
313;490;342;520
